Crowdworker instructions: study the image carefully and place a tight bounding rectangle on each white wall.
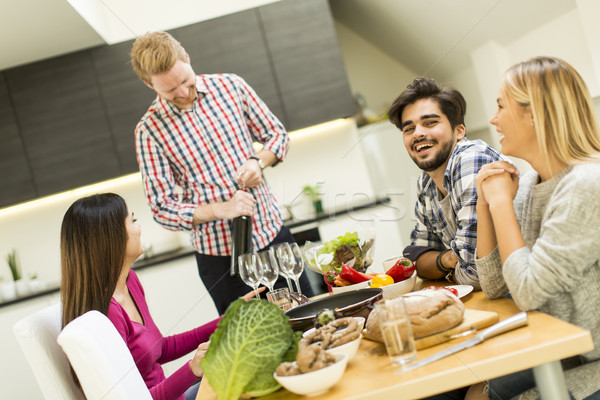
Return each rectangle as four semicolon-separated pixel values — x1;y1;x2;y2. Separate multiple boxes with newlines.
334;21;418;117
0;175;186;289
264;119;376;220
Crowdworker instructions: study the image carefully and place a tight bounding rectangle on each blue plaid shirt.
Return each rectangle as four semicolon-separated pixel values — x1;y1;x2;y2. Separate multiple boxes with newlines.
410;139;505;287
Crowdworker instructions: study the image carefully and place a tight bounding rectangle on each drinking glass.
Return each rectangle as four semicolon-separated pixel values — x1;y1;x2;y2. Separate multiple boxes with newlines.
238;252;263;300
257;249;279;293
266;287;294;311
273;243;295;292
288;243;305;294
375;297;417;366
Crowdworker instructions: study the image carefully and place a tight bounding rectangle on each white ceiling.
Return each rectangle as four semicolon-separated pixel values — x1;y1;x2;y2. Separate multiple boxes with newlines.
0;0;279;71
0;0;578;77
330;0;577;78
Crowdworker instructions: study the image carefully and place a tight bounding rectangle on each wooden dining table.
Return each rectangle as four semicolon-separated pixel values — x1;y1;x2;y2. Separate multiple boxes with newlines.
197;283;594;400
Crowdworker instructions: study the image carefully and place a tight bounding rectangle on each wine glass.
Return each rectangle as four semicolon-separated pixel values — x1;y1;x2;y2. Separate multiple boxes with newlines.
273;243;295;292
257;249;279;293
289;243;305;294
238;252;263;299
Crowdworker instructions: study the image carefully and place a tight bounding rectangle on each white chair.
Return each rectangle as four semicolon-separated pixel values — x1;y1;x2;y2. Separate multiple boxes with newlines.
13;302;85;400
57;310;152;400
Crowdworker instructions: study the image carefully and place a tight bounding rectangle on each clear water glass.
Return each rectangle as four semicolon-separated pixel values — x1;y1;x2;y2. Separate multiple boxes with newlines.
273;243;295;292
257;249;279;292
288;242;305;294
238;252;263;300
266;287;293;311
375;297;417;366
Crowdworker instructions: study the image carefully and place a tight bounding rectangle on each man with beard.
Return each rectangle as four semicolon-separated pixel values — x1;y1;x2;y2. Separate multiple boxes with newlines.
388;78;505;289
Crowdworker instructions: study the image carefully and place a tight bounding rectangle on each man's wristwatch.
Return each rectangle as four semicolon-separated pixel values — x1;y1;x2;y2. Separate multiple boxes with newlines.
249;156;264;171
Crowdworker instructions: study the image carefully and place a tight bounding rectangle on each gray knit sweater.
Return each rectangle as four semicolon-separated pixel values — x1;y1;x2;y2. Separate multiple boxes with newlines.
476;163;600;400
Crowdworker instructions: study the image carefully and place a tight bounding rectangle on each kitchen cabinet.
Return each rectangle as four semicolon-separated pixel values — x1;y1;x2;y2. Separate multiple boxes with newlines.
5;52;120;196
91;40;157;173
258;0;356;130
0;72;37;207
172;9;287;127
0;0;355;208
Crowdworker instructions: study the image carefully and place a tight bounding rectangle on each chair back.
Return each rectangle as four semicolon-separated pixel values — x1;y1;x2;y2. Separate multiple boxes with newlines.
13;302;85;400
57;310;152;400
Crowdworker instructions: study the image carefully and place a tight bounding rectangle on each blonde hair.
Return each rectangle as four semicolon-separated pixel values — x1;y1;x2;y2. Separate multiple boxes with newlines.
130;31;187;84
502;56;600;168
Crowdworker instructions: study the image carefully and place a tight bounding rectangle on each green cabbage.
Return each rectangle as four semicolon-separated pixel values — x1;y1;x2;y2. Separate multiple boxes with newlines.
200;299;296;400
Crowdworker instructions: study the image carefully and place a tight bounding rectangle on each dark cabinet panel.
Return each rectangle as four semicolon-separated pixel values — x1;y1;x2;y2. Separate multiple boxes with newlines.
171;9;288;127
91;41;156;173
259;0;356;130
0;72;37;207
5;51;120;196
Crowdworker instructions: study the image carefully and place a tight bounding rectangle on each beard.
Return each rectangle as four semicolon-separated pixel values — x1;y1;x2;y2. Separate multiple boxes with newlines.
410;136;455;172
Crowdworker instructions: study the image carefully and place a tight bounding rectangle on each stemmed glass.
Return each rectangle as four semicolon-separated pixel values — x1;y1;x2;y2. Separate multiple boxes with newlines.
273;243;295;292
274;243;302;294
257;249;279;293
289;243;305;294
238;252;263;300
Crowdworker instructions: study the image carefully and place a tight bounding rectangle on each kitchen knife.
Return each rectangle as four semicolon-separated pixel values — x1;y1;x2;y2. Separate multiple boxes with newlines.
398;311;528;373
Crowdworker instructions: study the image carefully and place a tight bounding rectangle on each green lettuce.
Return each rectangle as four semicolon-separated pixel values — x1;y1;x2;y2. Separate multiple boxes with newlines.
200;299;295;400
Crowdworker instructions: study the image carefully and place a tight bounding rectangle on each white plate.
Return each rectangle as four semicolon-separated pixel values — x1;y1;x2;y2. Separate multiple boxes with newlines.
444;285;473;298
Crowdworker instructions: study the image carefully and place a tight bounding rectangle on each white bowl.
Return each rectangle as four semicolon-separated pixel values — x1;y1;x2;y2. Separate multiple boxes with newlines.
326;334;362;360
274;353;348;396
330;280;371;294
381;270;417;299
302;317;366;338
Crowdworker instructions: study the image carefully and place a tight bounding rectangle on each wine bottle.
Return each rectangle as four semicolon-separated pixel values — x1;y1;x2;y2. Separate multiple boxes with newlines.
230;215;253;275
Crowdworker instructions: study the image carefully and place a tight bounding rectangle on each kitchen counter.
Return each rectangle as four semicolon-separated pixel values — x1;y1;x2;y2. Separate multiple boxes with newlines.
1;198;390;308
0;247;195;308
284;197;390;229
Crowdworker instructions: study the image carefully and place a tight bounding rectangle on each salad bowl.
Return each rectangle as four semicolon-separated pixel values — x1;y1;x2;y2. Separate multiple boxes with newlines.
274;353;348;396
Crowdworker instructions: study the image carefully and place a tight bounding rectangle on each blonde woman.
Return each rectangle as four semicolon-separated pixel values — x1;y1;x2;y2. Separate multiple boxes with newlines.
475;57;600;399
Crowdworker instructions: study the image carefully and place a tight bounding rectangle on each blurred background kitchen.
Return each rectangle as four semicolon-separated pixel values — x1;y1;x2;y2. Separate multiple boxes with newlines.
2;0;600;397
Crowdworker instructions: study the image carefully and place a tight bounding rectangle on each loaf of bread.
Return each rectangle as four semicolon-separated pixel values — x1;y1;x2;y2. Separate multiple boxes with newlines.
366;289;465;340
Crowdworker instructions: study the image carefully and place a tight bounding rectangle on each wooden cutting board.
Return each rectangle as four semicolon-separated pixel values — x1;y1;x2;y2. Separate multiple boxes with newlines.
363;308;499;350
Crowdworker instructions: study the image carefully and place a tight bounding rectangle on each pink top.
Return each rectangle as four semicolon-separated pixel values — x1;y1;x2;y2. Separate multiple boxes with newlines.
108;270;219;400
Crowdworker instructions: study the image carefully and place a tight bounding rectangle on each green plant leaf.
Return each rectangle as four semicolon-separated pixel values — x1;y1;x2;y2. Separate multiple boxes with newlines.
201;299;293;400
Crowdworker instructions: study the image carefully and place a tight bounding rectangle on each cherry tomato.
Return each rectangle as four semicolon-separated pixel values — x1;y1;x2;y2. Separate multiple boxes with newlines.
425;285;459;297
370;274;394;288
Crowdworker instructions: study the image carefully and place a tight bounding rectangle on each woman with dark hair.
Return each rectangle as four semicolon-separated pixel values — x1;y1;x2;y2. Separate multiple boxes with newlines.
60;193;258;400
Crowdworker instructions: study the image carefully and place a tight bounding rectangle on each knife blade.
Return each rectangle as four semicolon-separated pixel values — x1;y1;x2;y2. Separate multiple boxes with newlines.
398;311;529;373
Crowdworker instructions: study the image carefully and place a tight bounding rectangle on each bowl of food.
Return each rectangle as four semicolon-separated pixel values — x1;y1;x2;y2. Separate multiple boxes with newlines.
330;280;371;295
302;316;366;338
304;228;375;275
274;353;348;396
381;270;417;299
285;288;382;331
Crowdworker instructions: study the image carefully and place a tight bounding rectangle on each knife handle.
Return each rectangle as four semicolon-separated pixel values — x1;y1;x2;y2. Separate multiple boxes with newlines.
476;312;528;341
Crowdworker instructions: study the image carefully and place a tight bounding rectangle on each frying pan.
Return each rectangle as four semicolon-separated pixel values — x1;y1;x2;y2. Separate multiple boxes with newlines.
285;288;383;331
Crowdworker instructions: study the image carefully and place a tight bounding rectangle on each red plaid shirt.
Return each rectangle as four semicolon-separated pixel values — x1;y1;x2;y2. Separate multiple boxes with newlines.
135;74;288;256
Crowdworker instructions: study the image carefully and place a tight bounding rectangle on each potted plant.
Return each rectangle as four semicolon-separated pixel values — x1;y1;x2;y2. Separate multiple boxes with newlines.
0;273;16;302
6;249;28;297
28;272;45;293
303;184;324;215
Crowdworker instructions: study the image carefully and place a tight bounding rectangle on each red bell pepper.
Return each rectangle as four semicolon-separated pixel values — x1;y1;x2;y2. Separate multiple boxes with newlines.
340;264;372;284
385;258;415;283
324;271;338;287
